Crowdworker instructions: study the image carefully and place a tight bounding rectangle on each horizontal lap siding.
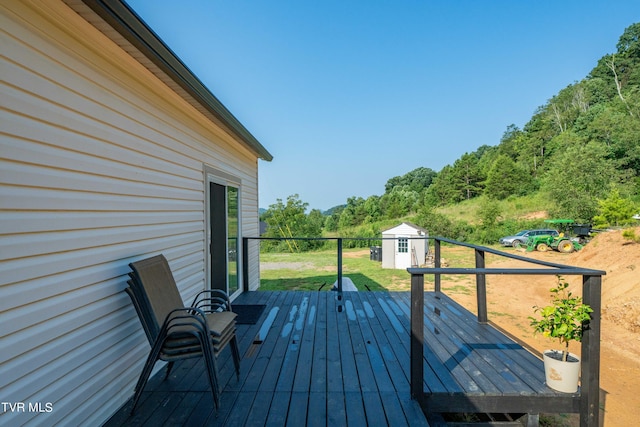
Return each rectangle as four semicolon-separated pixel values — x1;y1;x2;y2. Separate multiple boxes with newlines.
0;1;260;426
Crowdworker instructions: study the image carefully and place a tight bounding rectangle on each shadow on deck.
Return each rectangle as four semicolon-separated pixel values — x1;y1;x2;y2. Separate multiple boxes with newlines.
105;289;573;426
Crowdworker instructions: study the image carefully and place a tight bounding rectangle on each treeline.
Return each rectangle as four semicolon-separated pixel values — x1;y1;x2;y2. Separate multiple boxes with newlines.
261;23;640;250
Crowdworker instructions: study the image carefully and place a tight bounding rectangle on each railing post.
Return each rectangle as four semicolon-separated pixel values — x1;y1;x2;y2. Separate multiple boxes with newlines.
580;275;602;427
337;237;343;295
475;248;487;323
434;239;441;292
242;237;249;292
410;272;424;401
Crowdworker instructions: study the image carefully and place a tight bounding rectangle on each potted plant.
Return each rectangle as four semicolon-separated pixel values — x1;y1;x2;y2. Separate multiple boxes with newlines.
529;276;593;393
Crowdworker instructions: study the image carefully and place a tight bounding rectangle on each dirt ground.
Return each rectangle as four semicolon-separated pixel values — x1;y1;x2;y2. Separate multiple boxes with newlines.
444;227;640;426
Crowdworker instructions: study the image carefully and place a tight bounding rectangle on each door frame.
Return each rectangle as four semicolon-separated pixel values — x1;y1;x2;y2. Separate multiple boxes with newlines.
204;165;243;300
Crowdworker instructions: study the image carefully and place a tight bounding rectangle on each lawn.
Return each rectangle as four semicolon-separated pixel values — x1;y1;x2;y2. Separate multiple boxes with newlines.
258;245;478;294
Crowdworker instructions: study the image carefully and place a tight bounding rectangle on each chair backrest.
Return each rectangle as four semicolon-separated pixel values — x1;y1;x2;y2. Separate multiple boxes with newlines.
125;284;155;344
128;255;185;339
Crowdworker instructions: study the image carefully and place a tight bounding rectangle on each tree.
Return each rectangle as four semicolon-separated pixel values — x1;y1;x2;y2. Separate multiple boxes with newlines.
617;23;640;54
262;194;322;251
519;107;559;174
323;205;344;232
362;195;381;223
415;207;471;241
593;189;637;227
307;209;326;233
542;142;623;222
338;196;367;229
548;83;586;133
614;23;640;90
478;198;501;228
578;102;640;175
424;165;459;206
452;152;484;200
474;198;504;244
380;186;420;218
590;23;640;118
385;167;437;193
605;54;635;117
497;125;523;161
484;155;534;200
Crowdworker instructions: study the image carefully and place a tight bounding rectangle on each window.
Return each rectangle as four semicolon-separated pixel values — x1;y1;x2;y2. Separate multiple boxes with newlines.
398;238;408;253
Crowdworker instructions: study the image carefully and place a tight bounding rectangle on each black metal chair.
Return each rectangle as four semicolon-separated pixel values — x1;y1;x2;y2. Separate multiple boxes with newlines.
125;254;240;414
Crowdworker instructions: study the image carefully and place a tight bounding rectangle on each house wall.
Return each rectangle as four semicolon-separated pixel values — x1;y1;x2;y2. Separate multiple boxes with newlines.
1;1;261;425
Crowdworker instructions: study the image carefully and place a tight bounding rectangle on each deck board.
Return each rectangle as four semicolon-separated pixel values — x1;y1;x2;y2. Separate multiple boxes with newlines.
106;290;564;426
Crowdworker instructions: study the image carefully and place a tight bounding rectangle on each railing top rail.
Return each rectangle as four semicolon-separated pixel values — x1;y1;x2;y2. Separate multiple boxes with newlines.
243;235;606;275
243;237;424;241
427;236;606;275
407;267;605;276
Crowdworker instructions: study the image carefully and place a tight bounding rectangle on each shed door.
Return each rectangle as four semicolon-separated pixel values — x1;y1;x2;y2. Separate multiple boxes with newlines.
396;236;411;269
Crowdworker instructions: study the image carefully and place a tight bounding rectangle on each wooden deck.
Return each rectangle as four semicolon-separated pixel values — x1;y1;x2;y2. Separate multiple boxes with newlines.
106;290;562;426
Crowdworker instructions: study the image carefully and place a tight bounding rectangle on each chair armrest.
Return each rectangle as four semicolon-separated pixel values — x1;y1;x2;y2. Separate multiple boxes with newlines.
159;307;212;338
191;289;232;312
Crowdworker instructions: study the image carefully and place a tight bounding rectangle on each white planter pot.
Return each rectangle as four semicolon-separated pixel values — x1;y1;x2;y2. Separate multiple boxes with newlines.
543;350;580;393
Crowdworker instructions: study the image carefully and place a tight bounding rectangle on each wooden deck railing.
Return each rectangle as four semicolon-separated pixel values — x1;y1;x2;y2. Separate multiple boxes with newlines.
408;237;604;427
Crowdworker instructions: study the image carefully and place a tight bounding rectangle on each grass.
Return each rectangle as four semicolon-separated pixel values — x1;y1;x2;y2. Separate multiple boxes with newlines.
435;192;552;225
258;245;478;293
539;413;578;427
442;284;472;295
259;247;422;291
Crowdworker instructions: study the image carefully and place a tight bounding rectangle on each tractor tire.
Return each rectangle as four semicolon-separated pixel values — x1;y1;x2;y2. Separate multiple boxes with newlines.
557;240;575;253
536;243;549;252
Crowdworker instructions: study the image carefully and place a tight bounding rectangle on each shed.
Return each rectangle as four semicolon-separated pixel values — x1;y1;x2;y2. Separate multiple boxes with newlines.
1;0;271;425
381;222;429;269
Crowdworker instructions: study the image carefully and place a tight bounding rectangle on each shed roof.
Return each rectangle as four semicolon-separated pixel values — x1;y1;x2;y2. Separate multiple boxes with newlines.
64;0;273;161
381;222;428;235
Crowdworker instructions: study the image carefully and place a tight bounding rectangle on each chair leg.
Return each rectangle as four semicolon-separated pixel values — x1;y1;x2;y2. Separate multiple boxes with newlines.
164;361;175;379
130;333;167;415
230;335;241;380
202;348;220;411
130;349;161;414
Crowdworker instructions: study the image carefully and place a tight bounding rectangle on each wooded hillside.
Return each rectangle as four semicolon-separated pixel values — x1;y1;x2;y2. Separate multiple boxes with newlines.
262;23;640;246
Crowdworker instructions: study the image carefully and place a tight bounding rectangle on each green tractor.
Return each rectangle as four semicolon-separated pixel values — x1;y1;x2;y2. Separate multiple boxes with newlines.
526;233;583;253
526;219;585;253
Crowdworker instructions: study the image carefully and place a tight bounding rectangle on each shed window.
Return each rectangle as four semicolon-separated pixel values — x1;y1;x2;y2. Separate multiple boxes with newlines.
398;238;408;253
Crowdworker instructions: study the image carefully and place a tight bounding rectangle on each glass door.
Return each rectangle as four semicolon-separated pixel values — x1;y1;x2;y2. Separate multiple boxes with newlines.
208;178;241;299
226;186;239;296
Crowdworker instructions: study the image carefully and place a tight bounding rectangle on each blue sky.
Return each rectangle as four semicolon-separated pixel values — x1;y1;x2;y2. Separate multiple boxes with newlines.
127;0;640;211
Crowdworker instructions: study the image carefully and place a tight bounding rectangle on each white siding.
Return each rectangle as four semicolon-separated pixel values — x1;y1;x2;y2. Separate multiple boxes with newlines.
381;238;396;269
1;1;262;425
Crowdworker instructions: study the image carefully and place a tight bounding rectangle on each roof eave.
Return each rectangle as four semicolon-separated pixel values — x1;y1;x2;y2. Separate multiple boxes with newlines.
74;0;273;161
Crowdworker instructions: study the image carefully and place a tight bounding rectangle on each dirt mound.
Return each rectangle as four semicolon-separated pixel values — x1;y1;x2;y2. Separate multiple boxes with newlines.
567;228;640;333
486;227;640;335
605;296;640;333
481;227;640;426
